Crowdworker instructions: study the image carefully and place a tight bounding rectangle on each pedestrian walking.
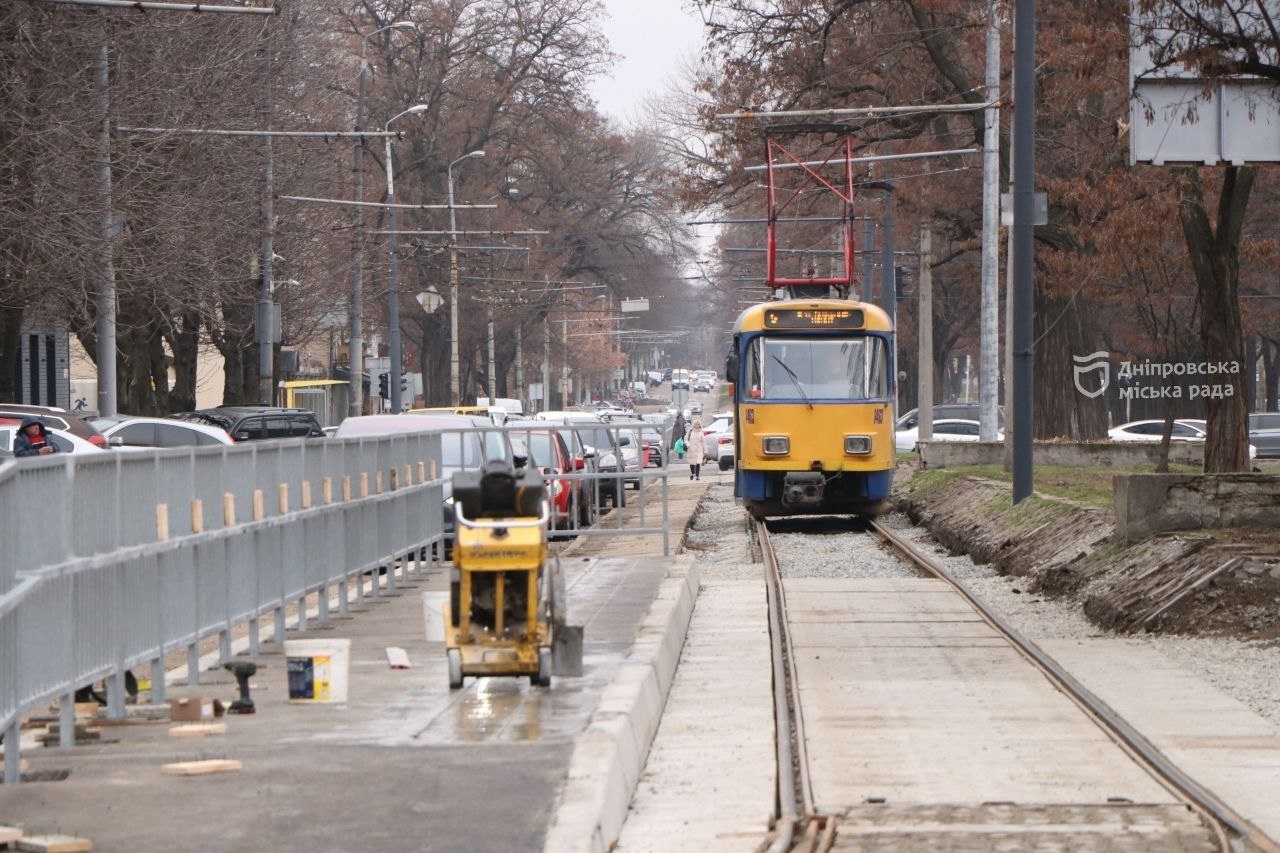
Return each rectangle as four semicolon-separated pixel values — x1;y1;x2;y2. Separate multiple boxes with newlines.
14;417;57;457
672;411;687;458
686;418;706;481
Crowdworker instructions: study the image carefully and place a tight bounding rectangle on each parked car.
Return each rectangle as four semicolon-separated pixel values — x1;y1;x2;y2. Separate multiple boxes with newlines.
507;421;598;529
89;415;234;448
1109;418;1257;459
568;423;633;508
505;425;578;533
333;413;490;560
701;413;735;471
0;404;109;448
176;406;325;441
1108;419;1207;443
895;419;998;452
0;421;105;457
1249;412;1280;458
896;404;1004;432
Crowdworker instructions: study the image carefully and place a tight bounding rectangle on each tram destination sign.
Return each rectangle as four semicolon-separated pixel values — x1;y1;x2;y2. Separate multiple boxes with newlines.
764;307;864;330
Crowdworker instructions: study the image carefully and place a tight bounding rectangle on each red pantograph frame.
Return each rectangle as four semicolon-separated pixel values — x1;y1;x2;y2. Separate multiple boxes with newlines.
764;129;856;290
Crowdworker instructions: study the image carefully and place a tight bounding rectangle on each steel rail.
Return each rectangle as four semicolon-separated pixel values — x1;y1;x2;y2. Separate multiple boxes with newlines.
870;519;1276;853
753;519;798;852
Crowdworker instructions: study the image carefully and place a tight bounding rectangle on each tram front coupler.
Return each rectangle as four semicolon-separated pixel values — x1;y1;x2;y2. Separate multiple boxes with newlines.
781;472;825;508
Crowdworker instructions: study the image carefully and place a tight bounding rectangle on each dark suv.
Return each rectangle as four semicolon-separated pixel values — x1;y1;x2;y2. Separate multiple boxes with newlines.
175;406;325;441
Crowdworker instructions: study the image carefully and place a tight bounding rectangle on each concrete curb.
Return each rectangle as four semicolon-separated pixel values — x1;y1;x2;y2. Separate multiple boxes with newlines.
543;555;702;853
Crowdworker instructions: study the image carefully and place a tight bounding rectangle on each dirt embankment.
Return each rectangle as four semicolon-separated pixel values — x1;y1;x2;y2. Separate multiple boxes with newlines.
898;473;1280;639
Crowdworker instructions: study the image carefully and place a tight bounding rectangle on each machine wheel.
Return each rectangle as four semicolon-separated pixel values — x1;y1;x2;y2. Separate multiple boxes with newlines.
447;648;464;689
535;647;552;687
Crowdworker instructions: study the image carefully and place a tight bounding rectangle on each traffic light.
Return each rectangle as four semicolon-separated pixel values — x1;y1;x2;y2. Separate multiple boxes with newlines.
378;372;390;399
400;374;411;395
894;265;913;301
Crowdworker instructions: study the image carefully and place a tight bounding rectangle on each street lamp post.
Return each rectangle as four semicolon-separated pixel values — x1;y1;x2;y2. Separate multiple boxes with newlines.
383;104;429;413
350;21;415;418
448;149;485;406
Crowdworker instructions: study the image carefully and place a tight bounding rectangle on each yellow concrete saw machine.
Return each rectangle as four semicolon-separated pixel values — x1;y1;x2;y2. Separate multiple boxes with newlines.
446;460;581;688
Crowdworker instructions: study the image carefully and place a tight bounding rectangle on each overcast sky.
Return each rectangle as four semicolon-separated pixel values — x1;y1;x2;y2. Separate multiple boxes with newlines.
588;0;705;123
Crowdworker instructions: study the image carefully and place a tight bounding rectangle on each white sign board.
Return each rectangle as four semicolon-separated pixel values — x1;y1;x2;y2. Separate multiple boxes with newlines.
620;298;649;312
1130;0;1280;165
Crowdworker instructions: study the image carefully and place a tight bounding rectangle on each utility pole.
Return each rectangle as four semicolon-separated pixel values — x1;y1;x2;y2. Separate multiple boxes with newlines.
879;194;897;412
515;323;524;407
348;48;367;418
1011;0;1037;502
487;313;496;401
350;22;416;418
257;36;276;407
862;219;875;301
980;0;1002;441
561;316;569;408
94;43;118;417
542;309;551;412
919;223;933;442
447;150;485;405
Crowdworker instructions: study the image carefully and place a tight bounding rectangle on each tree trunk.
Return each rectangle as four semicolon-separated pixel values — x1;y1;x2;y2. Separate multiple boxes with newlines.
0;305;22;401
1033;288;1109;440
1264;336;1279;412
1176;167;1252;472
169;311;199;412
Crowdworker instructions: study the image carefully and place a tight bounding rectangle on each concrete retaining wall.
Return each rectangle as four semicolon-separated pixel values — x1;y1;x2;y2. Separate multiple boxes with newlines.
918;440;1203;469
1114;473;1280;542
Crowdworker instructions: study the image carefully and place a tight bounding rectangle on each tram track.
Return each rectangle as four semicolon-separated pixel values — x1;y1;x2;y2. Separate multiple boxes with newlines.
753;514;1280;853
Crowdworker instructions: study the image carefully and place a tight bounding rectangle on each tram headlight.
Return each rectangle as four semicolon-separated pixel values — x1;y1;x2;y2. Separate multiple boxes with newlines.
844;435;873;455
762;436;790;456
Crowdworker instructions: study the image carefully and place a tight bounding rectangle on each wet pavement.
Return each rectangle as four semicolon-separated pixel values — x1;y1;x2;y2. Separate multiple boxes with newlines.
0;554;674;852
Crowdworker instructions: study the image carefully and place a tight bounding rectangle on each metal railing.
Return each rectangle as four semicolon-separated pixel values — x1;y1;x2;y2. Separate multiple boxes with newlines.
0;434;445;781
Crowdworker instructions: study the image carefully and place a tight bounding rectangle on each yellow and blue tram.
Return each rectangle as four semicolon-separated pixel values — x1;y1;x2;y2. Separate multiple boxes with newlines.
728;298;895;518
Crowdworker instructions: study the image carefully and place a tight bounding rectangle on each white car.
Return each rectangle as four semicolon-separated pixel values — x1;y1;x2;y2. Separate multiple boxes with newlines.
91;415;234;449
1108;419;1207;443
1110;419;1257;458
700;413;735;470
895;419;997;452
0;424;105;457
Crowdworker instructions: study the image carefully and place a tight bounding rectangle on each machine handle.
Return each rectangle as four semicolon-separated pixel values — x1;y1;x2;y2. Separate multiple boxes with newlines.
454;500;551;530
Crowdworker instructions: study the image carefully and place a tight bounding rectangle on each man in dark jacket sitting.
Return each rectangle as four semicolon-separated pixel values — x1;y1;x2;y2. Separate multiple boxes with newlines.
14;416;57;457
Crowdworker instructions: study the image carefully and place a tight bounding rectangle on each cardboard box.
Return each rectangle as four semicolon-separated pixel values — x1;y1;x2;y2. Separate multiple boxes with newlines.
168;698;225;722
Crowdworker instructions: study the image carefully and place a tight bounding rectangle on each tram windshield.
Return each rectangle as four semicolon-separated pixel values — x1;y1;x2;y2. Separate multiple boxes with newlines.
745;336;888;401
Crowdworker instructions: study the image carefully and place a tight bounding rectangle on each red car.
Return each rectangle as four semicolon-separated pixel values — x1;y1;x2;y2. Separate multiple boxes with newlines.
508;428;577;532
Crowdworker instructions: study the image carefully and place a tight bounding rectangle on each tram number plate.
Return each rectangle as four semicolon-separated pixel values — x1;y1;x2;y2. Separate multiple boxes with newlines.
764;308;864;329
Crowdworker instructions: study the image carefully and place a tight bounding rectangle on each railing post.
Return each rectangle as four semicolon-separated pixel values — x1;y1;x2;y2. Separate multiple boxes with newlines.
59;692;76;749
4;722;20;785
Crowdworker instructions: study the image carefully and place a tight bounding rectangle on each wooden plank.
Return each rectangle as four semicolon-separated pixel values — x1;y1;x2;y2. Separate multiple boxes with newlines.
161;759;241;776
385;647;412;669
16;835;92;853
168;723;228;739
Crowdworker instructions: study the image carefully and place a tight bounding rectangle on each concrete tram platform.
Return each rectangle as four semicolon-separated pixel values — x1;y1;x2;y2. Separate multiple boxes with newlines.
0;479;712;853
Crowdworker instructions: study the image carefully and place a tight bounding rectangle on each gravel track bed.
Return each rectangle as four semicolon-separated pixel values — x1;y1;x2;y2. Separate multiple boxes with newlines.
683;488;1280;727
768;518;916;579
892;522;1280;727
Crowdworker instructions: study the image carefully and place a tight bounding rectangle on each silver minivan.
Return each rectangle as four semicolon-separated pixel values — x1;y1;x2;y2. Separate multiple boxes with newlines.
1249;412;1280;458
